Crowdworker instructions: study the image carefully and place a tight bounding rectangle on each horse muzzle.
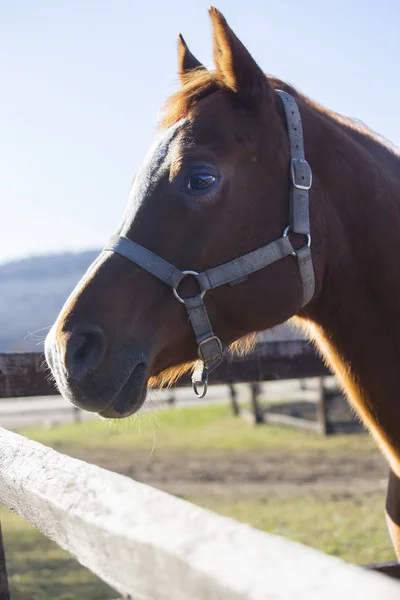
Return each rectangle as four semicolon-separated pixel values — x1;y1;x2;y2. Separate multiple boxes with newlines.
45;323;150;418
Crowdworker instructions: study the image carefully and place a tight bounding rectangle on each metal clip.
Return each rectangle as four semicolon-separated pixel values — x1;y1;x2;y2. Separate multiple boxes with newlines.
193;378;208;398
192;362;209;398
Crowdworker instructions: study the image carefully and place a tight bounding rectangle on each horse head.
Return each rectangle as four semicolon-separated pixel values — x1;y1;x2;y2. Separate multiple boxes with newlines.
45;8;318;417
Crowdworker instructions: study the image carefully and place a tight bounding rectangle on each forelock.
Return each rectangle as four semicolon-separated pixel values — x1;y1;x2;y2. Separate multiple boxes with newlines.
160;69;227;129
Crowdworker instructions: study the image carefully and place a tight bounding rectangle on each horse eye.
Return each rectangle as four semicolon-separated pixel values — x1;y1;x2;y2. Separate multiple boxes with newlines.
187;173;216;192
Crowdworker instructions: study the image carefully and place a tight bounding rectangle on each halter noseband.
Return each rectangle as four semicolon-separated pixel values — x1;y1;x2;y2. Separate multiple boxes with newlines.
104;91;314;398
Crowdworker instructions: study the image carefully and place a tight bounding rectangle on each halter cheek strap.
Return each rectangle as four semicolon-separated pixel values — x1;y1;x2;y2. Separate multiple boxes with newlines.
278;90;314;306
104;91;314;397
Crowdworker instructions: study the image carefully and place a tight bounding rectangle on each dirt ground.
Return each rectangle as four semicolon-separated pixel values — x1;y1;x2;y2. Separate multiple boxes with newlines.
63;445;389;498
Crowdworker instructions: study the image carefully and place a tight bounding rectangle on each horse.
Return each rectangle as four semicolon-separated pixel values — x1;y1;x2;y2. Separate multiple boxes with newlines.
45;8;400;558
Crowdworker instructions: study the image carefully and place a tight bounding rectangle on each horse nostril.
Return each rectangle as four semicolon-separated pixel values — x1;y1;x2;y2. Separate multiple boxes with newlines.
65;324;107;381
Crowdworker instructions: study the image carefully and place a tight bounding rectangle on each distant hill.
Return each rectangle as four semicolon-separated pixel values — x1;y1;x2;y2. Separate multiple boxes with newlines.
0;250;99;352
0;250;303;353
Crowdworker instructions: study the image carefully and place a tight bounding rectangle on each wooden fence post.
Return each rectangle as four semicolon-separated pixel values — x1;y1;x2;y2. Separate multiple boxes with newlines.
250;382;265;424
167;394;176;406
317;378;329;435
0;519;10;600
228;384;240;416
73;406;81;424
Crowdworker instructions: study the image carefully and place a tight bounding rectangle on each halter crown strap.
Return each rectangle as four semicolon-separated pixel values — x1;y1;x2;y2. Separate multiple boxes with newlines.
104;91;314;396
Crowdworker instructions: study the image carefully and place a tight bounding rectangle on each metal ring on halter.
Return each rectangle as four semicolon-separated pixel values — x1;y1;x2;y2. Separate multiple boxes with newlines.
193;378;208;398
173;270;206;304
283;226;311;257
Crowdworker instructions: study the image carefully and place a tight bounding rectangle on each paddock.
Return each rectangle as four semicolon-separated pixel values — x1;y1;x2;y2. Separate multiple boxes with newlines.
1;348;400;597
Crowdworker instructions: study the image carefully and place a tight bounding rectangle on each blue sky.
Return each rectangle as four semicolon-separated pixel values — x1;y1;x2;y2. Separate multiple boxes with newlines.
1;0;399;263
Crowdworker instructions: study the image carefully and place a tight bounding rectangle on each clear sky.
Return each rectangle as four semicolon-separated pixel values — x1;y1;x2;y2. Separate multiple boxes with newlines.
1;0;399;263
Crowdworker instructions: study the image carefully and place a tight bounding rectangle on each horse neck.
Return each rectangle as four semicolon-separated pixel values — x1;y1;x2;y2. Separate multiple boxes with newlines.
300;101;400;472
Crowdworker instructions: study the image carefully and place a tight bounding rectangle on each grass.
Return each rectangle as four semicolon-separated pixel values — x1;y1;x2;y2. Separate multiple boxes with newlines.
19;403;376;453
0;507;115;600
0;402;395;598
188;493;393;565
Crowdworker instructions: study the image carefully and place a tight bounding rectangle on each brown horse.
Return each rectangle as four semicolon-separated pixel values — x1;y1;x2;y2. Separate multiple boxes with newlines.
45;8;400;557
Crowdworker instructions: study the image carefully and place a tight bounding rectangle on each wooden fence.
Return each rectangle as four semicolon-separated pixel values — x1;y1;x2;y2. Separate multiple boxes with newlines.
0;342;355;435
0;340;328;398
1;427;400;599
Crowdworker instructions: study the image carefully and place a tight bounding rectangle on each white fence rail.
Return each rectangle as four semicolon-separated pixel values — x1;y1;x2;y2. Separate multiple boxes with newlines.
0;427;399;599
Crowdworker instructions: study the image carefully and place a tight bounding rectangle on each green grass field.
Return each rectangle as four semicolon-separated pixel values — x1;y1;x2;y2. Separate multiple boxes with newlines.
1;402;395;599
21;401;376;452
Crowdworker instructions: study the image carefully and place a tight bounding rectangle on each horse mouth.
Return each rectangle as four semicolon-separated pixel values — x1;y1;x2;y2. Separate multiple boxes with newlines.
99;362;149;418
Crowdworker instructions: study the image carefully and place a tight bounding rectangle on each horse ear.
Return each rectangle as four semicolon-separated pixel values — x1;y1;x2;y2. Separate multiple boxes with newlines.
178;33;206;84
209;7;272;106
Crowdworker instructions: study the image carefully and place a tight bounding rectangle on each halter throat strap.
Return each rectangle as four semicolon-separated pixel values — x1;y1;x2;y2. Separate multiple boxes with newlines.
104;91;314;397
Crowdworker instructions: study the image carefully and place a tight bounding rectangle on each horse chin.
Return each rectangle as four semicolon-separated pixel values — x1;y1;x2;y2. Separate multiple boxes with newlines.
99;362;149;419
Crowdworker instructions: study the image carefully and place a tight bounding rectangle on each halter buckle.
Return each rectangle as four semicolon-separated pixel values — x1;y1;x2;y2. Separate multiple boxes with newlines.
291;158;312;190
198;336;223;365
